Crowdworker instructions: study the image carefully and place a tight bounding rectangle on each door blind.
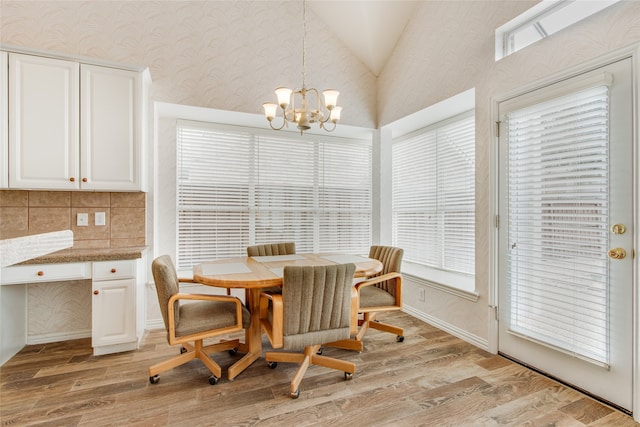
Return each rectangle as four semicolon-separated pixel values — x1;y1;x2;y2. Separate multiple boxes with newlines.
177;122;372;270
506;85;610;365
392;113;475;275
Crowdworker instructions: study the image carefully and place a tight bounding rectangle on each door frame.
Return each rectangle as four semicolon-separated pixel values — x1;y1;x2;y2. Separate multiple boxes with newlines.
489;43;640;420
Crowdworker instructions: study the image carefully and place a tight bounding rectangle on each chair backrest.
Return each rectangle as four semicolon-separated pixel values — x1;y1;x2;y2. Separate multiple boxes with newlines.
247;242;296;257
151;255;181;331
369;246;404;296
281;263;355;350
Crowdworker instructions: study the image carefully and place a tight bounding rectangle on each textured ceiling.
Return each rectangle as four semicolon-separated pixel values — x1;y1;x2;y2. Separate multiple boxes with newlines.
308;1;419;76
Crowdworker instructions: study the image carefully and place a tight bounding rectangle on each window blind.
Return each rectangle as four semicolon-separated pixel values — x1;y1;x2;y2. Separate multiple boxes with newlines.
177;122;372;270
506;85;610;365
392;113;475;276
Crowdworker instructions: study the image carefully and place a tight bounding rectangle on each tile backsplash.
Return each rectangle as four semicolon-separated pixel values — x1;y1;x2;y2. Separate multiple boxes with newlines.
0;190;146;249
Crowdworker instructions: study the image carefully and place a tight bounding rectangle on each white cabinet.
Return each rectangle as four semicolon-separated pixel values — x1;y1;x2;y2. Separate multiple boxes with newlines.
1;51;8;189
92;260;137;355
81;65;142;191
6;51;146;191
9;53;79;189
1;262;90;284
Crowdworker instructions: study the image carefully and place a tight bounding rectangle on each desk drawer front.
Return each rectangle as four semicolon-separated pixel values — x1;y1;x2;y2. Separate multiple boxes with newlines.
2;263;91;285
93;260;135;281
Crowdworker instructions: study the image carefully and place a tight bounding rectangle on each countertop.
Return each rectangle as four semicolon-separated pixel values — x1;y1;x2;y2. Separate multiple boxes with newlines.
0;230;74;268
14;246;147;265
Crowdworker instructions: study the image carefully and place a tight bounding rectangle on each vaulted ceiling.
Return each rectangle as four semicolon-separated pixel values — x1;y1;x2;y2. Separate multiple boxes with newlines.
308;1;419;76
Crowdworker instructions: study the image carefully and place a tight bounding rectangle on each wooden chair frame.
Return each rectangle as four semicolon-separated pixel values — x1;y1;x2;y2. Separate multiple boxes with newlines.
327;271;403;352
148;278;244;384
260;291;355;398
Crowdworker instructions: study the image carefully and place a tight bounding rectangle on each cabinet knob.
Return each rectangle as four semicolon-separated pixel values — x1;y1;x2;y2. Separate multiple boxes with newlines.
69;177;75;182
111;268;117;273
82;178;88;183
37;271;44;276
93;290;99;295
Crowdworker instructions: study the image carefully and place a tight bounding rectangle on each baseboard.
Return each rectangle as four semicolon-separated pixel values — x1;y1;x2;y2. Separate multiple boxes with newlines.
93;341;137;356
27;330;91;345
145;319;164;330
403;305;489;351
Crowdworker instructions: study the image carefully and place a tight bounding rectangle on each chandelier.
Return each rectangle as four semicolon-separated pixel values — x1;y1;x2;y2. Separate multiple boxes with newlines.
262;0;341;134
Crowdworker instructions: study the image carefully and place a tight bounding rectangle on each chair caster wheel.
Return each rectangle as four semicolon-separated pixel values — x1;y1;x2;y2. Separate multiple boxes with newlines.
149;375;159;384
208;375;219;385
290;389;300;399
344;372;353;381
180;346;188;354
229;348;238;356
396;335;405;342
267;361;278;369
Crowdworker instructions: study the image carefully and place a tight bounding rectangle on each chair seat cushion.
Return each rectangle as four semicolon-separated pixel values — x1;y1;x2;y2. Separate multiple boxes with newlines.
359;285;396;308
284;327;351;351
176;300;250;338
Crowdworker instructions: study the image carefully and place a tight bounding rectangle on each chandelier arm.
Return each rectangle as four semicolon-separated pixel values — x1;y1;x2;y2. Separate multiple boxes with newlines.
320;121;337;132
268;111;288;131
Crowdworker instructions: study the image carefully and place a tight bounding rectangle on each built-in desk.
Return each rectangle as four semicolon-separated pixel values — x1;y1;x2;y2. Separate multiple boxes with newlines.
0;246;147;365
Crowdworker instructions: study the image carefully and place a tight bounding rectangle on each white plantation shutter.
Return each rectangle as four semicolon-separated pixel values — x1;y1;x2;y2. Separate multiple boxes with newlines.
505;85;610;365
319;140;372;253
177;121;371;270
177;125;251;268
392;112;475;277
254;136;317;253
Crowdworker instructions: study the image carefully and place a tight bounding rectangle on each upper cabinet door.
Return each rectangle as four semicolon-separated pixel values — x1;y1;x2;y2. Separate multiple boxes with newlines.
1;52;8;189
81;65;141;191
9;53;79;189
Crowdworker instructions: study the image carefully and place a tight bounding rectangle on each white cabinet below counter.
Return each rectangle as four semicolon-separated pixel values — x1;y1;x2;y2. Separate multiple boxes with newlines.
0;256;145;365
92;260;138;355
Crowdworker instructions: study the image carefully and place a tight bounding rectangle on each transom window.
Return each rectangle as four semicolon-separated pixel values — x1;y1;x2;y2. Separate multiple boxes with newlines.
496;0;621;60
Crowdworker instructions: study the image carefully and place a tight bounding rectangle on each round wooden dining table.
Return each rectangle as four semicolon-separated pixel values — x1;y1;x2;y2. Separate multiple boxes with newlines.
193;253;383;380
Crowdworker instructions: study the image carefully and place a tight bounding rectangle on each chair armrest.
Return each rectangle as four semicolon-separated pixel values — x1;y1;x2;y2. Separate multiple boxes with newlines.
354;272;403;306
178;278;197;284
354;272;402;290
259;292;283;348
167;293;244;343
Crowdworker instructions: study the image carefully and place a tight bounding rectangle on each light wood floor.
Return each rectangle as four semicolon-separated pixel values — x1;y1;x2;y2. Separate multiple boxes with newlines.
1;312;638;426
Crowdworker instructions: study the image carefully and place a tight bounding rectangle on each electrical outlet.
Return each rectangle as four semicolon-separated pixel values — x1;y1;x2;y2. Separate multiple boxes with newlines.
95;212;106;226
418;288;426;302
77;213;89;227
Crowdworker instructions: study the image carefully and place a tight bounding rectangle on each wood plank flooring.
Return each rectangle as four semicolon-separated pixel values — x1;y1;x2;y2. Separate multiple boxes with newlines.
1;312;638;426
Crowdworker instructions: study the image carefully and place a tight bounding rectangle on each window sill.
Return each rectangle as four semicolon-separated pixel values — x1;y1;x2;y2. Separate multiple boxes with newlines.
402;262;479;302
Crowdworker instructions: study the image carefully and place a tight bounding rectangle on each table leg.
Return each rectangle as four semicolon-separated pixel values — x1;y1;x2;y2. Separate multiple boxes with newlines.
227;288;263;380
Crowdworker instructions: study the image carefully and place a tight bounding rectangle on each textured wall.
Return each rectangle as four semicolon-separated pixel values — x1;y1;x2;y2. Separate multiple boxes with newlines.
379;0;640;342
0;0;377;128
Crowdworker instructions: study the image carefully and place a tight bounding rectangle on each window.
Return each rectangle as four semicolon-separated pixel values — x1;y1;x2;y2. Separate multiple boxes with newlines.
176;121;372;270
496;0;621;60
392;111;475;290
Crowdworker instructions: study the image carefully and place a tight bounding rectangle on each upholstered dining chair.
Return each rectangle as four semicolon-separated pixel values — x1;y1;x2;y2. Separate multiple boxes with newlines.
149;255;250;385
246;241;296;257
246;242;296;294
327;246;404;352
260;263;356;398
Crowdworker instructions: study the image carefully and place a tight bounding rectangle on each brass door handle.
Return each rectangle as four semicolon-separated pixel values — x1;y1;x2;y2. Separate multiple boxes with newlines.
608;248;626;259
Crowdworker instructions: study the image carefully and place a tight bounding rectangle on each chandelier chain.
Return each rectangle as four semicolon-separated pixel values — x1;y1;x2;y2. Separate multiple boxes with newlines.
302;0;307;88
